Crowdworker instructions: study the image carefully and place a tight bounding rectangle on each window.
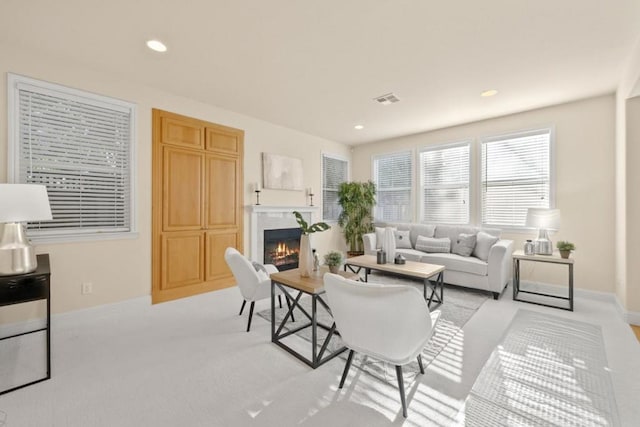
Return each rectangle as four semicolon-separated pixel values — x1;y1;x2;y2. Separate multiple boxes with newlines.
481;129;552;228
419;142;470;224
8;74;136;241
373;151;412;222
322;154;348;221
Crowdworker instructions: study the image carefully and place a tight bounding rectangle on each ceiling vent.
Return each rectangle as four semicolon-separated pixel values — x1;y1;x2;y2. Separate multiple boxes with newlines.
373;93;400;105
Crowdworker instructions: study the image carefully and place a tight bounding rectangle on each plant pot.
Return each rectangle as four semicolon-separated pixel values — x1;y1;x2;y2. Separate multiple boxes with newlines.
559;250;571;259
329;265;339;274
346;251;364;258
299;234;313;277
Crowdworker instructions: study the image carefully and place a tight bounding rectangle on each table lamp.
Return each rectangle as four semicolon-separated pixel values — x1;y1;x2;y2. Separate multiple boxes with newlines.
525;208;560;255
0;184;52;275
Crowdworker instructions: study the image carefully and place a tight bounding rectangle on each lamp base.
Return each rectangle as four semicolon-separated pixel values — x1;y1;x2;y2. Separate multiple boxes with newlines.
534;229;553;255
0;223;38;275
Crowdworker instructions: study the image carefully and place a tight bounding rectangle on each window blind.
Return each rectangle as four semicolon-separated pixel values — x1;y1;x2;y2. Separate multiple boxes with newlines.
322;154;348;221
419;143;470;224
373;151;412;222
13;78;134;238
481;129;551;227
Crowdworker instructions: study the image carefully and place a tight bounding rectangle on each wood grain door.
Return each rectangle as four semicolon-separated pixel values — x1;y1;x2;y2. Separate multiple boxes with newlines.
152;109;244;304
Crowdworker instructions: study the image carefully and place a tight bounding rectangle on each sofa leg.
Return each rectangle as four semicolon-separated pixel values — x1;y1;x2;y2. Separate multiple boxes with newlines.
492;292;499;300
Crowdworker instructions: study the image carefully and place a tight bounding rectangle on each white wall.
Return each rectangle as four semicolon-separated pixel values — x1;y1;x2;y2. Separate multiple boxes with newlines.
0;42;350;317
352;95;616;294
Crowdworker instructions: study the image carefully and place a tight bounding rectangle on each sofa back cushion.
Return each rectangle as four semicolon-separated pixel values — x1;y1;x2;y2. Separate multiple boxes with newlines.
409;224;436;248
416;236;451;253
434;225;479;252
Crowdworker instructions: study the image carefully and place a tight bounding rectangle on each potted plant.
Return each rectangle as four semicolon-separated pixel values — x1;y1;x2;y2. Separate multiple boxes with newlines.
293;211;330;277
556;241;575;259
323;251;344;274
337;181;376;256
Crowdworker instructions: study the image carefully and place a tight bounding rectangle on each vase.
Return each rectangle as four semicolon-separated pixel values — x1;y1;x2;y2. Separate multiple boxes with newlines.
383;227;396;264
299;234;313;277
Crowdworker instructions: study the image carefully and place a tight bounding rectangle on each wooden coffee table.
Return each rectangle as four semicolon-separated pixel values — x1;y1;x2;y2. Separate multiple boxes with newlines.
270;266;358;369
344;255;445;307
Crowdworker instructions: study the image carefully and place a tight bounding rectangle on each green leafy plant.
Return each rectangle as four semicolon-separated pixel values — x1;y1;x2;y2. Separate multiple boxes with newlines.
556;241;576;251
323;250;344;267
337;181;377;254
293;211;330;234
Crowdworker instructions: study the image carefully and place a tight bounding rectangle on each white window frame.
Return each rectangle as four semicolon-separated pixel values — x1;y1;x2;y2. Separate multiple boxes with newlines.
321;152;349;222
7;73;138;243
372;150;413;223
419;141;471;225
478;127;555;231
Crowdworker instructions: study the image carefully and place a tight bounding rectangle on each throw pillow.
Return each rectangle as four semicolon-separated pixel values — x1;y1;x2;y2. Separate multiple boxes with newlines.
415;236;451;253
473;231;499;261
452;233;477;257
394;230;412;249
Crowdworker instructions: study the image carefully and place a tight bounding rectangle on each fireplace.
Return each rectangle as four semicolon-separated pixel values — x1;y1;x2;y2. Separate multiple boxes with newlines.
264;228;302;271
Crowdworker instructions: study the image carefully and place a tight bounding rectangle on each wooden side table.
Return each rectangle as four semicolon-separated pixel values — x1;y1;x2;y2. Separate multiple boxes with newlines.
0;254;51;394
512;250;574;311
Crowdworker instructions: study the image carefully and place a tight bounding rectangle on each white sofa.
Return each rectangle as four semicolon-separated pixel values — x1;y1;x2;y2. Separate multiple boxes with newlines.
363;223;514;299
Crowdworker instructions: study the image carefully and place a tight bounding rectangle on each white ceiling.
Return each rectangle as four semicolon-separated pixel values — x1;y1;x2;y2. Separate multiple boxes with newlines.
2;0;640;145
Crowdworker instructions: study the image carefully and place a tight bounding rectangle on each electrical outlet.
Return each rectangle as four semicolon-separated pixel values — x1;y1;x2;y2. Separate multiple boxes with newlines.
81;282;93;295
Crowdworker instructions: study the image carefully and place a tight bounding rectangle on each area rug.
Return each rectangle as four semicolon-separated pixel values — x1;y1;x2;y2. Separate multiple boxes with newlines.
257;272;489;376
461;309;620;426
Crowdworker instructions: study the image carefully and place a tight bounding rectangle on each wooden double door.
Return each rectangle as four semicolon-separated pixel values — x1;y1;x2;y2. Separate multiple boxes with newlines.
152;109;243;303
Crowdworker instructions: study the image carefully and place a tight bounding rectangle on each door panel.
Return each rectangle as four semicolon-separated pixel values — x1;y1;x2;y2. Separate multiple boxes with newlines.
161;232;204;290
161;117;204;149
206;155;239;228
206;126;241;155
163;147;203;231
206;230;238;283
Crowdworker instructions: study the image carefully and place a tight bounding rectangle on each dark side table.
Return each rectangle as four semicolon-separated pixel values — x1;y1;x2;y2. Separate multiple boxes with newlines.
0;253;51;394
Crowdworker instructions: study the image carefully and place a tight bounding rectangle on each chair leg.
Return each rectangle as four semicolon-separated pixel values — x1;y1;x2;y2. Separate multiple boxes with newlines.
395;365;407;418
246;301;255;332
285;296;295;322
278;294;283;308
417;354;425;374
239;300;246;315
339;350;355;388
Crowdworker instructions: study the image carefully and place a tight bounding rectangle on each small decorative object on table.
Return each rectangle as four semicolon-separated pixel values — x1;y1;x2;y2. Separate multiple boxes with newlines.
293;211;330;277
394;254;406;265
524;239;535;255
312;249;319;272
556;241;575;259
324;250;344;274
376;250;386;264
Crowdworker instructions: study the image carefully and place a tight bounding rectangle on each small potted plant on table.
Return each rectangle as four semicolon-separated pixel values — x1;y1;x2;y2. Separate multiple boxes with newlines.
556;241;575;259
323;251;344;274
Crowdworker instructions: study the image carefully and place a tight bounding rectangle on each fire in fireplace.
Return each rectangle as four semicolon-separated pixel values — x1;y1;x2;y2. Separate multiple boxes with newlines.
264;228;302;271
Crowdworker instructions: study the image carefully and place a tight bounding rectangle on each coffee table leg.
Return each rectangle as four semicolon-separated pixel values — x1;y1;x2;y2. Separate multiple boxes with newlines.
312;295;318;367
271;280;276;342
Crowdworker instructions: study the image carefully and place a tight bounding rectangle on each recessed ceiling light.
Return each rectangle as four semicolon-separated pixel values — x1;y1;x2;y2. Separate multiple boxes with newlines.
146;40;167;52
354;125;364;130
481;89;498;97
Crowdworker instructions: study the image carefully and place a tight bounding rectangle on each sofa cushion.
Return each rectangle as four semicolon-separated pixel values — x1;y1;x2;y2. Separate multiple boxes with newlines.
409;224;436;248
416;236;451;253
419;253;488;276
473;231;499;261
452;233;477;257
394;230;412;249
434;225;480;251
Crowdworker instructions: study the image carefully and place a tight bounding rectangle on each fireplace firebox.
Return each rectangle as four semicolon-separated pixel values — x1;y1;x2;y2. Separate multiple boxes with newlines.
264;228;302;271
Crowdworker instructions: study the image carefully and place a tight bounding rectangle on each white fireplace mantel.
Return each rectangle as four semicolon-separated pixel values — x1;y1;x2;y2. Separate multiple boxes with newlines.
246;205;320;262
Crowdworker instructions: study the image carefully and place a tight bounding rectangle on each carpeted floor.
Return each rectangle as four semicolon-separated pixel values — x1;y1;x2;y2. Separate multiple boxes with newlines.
462;309;620;426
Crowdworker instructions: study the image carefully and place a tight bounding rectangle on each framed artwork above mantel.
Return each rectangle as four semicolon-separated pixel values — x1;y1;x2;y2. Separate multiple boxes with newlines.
262;153;303;190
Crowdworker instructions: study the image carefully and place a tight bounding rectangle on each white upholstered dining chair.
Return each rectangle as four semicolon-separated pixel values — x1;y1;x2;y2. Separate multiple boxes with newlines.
323;273;441;418
224;247;290;332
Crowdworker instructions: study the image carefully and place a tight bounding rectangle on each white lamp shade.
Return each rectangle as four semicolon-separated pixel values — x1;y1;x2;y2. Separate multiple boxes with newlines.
0;184;53;222
525;208;560;231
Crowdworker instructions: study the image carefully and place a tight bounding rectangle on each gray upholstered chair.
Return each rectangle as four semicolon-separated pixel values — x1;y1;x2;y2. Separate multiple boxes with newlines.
323;273;441;418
